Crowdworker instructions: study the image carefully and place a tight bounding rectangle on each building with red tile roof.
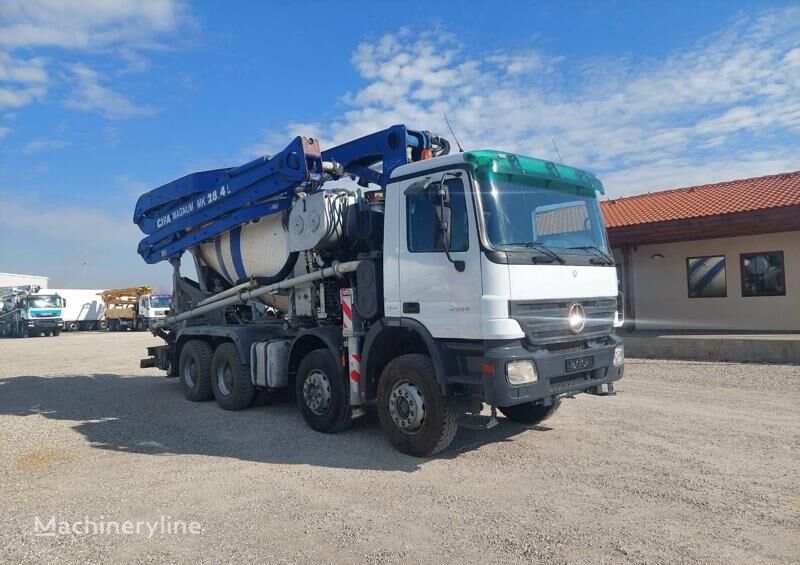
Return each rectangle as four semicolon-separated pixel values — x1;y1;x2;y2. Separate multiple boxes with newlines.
601;171;799;332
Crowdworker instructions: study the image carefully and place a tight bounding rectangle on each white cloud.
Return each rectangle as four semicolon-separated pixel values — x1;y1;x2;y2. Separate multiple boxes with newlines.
0;126;11;138
64;63;156;119
0;53;49;109
21;138;70;154
0;0;190;50
0;1;192;114
255;7;800;197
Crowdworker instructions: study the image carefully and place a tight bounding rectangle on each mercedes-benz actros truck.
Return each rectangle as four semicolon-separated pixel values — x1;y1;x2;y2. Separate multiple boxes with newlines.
136;125;624;456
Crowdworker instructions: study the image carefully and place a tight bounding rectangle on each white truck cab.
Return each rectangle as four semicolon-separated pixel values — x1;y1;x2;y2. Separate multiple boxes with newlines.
378;149;623;419
0;287;65;337
139;294;170;324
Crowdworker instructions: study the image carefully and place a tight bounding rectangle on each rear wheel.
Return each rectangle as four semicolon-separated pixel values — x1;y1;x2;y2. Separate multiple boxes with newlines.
179;340;214;402
109;319;119;332
66;321;79;332
211;343;255;410
295;349;351;433
97;319;108;331
136;319;145;331
17;322;28;338
377;354;457;457
499;400;561;425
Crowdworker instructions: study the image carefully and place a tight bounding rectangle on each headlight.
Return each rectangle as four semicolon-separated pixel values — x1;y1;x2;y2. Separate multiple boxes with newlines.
613;344;624;366
507;360;538;385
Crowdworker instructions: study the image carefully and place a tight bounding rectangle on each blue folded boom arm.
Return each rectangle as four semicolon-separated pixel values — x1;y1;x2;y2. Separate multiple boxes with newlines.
134;125;438;264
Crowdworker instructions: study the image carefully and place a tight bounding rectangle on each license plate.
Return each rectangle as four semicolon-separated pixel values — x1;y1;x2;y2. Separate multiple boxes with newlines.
566;355;594;373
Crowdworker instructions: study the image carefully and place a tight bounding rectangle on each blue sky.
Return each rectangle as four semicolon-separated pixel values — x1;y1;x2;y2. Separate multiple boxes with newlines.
1;0;798;288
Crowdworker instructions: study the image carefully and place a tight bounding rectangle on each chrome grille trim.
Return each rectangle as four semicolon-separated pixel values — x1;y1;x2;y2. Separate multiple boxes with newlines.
510;297;617;345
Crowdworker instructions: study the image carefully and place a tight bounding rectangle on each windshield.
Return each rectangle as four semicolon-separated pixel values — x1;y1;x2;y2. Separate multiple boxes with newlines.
150;295;171;308
29;296;62;309
476;174;610;254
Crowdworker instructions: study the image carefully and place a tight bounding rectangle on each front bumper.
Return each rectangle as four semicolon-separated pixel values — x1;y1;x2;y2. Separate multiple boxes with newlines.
29;318;63;329
481;335;624;407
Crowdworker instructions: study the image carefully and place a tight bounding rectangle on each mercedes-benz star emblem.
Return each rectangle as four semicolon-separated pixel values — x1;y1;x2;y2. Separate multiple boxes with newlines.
568;302;586;334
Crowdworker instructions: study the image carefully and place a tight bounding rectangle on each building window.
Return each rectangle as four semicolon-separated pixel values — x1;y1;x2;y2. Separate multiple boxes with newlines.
687;256;727;298
407;177;469;253
741;251;786;297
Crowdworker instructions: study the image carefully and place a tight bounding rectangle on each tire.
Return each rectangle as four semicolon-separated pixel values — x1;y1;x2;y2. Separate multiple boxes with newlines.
52;328;61;336
499;399;561;425
295;349;351;433
179;340;214;402
17;323;28;338
377;354;457;457
211;342;255;410
97;319;108;331
136;319;145;331
109;319;119;332
66;321;79;332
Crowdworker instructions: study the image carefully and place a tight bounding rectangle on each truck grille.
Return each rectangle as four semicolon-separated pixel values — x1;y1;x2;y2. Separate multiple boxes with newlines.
510;297;616;345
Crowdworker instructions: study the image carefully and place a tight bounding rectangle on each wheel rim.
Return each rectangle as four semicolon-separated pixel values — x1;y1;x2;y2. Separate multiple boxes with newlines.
303;370;331;415
183;359;197;388
216;360;234;396
388;380;426;434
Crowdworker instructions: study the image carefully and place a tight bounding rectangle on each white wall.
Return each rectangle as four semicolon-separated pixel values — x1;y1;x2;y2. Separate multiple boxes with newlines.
0;272;49;289
621;230;800;331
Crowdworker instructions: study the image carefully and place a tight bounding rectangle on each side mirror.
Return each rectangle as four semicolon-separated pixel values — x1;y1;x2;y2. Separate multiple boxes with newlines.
62;299;67;307
432;181;465;273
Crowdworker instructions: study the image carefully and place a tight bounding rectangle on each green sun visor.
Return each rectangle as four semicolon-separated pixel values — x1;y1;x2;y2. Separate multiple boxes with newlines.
464;149;604;195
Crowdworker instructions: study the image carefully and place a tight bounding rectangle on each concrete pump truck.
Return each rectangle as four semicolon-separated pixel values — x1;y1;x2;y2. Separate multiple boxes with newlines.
136;125;624;456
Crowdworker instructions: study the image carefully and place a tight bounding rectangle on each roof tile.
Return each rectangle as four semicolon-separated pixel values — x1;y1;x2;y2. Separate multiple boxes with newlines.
601;170;800;228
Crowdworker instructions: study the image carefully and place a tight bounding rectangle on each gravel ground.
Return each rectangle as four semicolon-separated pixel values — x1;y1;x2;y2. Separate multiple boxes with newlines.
1;332;798;565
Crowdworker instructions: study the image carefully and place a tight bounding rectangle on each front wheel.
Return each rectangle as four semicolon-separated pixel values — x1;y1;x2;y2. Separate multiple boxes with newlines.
295;349;351;433
499;399;561;425
377;354;457;457
52;328;61;336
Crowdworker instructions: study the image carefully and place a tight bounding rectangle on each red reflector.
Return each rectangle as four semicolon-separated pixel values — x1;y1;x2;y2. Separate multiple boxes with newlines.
420;149;433;160
482;363;495;375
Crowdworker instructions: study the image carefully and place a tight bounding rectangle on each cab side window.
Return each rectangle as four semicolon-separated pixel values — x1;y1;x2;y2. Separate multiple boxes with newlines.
406;177;469;253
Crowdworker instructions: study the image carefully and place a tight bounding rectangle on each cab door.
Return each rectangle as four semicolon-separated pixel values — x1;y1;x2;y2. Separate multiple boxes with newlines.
395;170;482;339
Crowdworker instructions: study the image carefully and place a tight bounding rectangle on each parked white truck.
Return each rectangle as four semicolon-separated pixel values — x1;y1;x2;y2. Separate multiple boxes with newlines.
101;287;169;331
0;286;65;337
45;289;108;331
136;126;624;456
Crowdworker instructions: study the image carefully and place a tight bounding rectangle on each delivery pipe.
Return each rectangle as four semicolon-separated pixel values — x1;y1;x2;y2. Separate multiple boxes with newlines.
156;260;361;329
195;278;259;307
